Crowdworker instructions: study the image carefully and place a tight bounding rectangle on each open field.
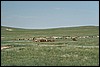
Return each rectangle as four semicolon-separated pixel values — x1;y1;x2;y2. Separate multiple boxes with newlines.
1;26;99;66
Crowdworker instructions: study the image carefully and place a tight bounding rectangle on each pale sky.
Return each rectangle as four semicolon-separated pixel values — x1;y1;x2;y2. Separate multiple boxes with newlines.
1;1;99;29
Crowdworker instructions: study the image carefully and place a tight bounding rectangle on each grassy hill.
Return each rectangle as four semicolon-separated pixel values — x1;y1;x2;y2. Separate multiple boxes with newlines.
1;26;99;66
1;25;99;37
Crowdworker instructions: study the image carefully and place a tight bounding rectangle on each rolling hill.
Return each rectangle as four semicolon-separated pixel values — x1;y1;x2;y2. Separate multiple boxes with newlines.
1;25;99;37
1;25;99;66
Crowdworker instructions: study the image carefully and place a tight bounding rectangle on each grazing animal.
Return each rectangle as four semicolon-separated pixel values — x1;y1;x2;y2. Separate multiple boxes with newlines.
32;37;35;40
37;39;47;42
34;37;55;42
71;37;77;41
47;39;55;42
40;39;47;42
34;38;47;42
52;36;59;39
18;38;24;40
63;36;71;39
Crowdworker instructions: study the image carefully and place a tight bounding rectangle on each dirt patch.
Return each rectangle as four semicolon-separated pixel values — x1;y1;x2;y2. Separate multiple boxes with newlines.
1;46;11;50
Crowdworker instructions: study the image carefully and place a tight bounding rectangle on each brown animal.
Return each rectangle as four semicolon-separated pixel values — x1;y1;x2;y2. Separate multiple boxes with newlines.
34;38;47;42
71;37;77;41
34;37;55;42
47;39;55;42
40;39;47;42
18;38;24;40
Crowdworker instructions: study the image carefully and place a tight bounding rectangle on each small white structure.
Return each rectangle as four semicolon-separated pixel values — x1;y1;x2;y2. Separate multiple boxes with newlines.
6;28;13;31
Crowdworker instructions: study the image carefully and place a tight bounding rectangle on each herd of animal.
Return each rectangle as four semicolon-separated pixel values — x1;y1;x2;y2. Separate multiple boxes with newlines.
16;35;99;42
1;35;99;50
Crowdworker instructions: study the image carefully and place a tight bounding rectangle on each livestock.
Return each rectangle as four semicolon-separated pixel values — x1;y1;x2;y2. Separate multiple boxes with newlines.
46;39;55;42
71;37;77;41
52;36;62;39
63;36;71;39
32;37;35;40
52;36;59;39
18;38;25;40
40;39;47;42
34;39;47;42
34;38;47;42
34;37;55;42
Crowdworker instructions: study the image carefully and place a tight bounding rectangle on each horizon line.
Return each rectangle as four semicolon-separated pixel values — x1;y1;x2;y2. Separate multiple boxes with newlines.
1;25;99;29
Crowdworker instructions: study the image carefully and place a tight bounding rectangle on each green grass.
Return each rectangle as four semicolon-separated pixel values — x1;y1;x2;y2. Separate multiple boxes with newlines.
1;26;99;66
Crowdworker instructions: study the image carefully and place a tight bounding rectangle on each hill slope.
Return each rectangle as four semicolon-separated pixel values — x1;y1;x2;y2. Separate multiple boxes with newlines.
1;26;99;37
1;26;99;66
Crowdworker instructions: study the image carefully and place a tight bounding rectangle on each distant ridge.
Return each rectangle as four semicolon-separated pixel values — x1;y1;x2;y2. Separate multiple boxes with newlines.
1;25;99;30
1;25;99;37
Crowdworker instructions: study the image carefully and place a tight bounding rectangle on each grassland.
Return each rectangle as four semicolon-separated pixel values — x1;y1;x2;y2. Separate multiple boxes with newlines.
1;26;99;66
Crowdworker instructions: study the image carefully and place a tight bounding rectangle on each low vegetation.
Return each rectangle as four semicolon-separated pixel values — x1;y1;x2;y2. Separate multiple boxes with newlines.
1;26;99;66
